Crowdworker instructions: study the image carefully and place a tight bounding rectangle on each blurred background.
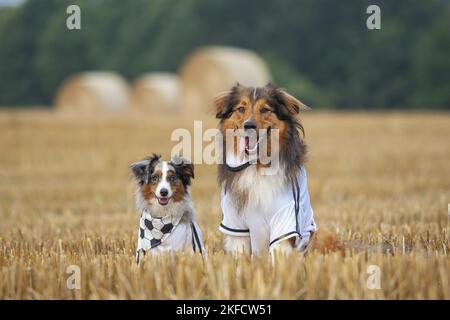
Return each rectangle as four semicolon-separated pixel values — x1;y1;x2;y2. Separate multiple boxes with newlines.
0;0;449;111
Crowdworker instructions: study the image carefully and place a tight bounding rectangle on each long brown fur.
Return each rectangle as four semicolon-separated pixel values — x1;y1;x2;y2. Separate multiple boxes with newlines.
215;84;343;254
215;83;308;210
307;228;345;255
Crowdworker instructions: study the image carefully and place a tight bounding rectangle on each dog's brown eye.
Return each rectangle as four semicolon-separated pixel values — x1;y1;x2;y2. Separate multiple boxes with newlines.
260;107;270;114
237;106;245;114
168;175;177;183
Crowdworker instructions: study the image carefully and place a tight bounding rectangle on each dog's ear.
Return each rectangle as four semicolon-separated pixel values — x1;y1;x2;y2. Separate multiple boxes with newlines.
269;84;310;115
171;155;194;187
130;154;160;184
213;83;241;119
267;84;308;137
213;91;232;119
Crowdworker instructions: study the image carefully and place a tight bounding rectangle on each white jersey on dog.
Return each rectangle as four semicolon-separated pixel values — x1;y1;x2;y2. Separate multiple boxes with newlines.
136;209;204;262
219;166;316;255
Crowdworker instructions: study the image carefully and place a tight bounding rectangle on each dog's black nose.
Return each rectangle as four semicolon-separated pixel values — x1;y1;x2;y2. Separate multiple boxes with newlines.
244;120;257;130
159;188;168;197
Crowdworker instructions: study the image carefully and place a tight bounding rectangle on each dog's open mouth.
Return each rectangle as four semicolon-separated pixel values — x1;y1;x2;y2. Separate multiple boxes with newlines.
242;127;270;156
226;127;271;168
244;136;258;155
157;197;170;206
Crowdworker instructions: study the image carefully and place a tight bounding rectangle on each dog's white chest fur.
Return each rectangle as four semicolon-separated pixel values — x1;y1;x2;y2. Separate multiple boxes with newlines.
231;165;286;210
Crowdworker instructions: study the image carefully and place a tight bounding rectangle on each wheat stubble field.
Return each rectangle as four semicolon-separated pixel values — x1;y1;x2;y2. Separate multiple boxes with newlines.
0;110;449;299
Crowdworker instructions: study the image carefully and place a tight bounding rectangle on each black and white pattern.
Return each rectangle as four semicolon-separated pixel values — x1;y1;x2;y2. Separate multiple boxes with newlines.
137;208;183;251
135;208;205;263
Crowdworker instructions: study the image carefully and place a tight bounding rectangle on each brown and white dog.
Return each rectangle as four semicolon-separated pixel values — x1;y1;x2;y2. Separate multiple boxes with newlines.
214;83;342;256
131;154;204;262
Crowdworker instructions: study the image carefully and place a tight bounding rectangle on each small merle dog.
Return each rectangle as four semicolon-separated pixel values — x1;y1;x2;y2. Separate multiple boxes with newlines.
130;154;204;262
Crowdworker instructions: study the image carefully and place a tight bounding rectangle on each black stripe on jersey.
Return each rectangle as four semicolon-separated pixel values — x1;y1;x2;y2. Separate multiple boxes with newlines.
269;231;300;247
219;223;250;233
191;222;203;255
292;176;300;235
191;228;196;253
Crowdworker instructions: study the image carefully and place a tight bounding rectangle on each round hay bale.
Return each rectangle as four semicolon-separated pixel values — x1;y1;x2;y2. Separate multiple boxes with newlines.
131;73;181;112
179;46;271;114
55;72;130;113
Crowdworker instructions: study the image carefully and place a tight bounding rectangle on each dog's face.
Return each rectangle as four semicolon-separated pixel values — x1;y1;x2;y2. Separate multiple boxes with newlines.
214;83;308;158
130;155;194;206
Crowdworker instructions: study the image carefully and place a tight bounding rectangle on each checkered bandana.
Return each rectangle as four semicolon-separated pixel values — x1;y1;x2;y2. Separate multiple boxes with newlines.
136;208;183;251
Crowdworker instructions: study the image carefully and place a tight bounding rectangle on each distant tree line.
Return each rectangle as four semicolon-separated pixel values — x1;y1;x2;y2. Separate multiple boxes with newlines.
0;0;449;109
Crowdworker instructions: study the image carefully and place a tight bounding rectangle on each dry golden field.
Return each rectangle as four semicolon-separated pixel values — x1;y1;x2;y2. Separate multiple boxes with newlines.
0;110;449;299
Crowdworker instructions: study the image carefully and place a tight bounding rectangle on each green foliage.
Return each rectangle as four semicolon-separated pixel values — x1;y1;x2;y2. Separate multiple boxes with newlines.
264;53;335;108
410;16;450;109
0;0;449;109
